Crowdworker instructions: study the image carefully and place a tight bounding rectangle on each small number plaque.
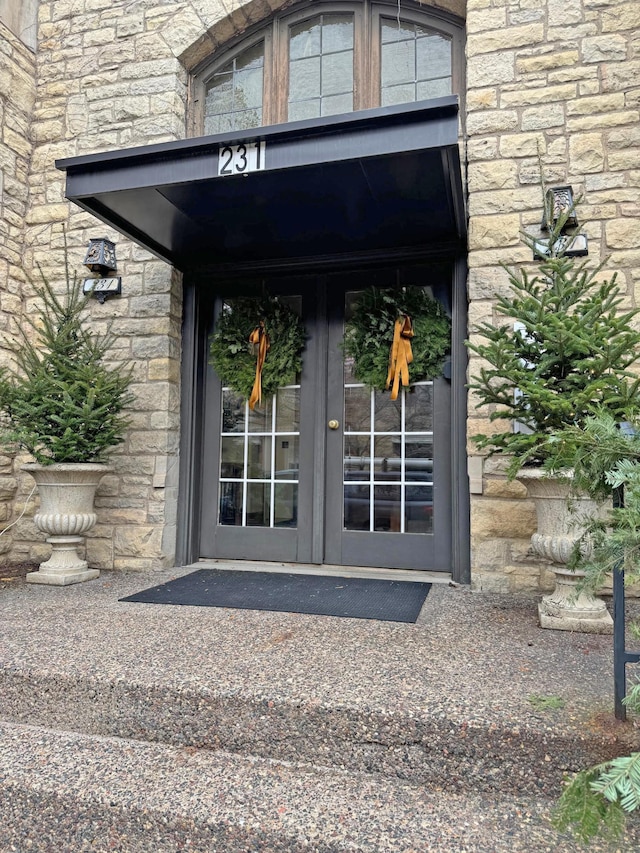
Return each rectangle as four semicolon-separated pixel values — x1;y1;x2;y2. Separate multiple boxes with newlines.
218;141;266;177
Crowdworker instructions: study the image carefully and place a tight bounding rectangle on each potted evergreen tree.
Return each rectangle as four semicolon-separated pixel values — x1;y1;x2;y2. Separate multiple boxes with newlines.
0;272;132;585
467;191;640;631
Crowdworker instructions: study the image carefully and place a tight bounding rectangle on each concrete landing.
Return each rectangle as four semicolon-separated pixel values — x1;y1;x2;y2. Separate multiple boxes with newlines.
1;564;639;850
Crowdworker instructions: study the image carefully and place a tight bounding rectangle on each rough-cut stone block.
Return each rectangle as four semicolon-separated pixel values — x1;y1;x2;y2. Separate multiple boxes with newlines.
468;160;517;191
467;110;519;135
521;104;565;131
468;214;521;250
499;133;544;159
483;479;529;499
501;84;577;108
605;219;640;249
602;4;639;33
468;24;543;55
569;134;605;173
471;499;537;540
582;36;627;63
516;51;579;74
467;53;514;87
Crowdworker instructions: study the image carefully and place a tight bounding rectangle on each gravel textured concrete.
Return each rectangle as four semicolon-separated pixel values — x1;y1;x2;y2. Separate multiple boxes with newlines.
1;565;639;850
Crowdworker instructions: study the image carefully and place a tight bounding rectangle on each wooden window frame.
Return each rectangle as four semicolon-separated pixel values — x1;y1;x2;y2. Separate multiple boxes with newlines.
190;1;464;137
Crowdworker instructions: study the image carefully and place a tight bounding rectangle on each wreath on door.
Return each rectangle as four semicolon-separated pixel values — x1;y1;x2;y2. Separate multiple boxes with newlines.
343;287;451;393
209;295;306;407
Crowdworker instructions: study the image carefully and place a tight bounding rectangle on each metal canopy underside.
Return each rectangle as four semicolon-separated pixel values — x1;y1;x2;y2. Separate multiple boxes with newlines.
56;97;466;272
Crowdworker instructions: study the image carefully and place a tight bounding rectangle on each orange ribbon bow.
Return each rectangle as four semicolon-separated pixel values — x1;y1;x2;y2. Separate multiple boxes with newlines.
249;321;270;410
385;314;414;400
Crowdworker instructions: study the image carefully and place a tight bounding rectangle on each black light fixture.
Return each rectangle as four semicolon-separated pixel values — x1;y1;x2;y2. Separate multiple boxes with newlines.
541;185;579;232
82;238;121;303
83;237;117;274
534;184;587;260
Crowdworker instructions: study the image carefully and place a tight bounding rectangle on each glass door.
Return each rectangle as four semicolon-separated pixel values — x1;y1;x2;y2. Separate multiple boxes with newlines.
323;270;452;570
200;267;452;571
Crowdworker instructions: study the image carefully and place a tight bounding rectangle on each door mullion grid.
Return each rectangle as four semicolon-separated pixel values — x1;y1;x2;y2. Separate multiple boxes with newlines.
369;387;375;533
400;387;406;534
269;395;277;528
242;398;249;527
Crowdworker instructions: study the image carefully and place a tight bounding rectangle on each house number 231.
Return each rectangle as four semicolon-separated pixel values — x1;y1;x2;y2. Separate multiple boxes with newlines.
218;141;266;176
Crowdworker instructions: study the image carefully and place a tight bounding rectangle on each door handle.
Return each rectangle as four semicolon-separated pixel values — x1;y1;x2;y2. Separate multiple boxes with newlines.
328;419;339;430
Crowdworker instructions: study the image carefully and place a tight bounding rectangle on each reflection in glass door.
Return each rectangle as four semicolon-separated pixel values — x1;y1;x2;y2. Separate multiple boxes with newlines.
324;278;452;570
201;271;452;571
343;382;434;535
219;386;301;528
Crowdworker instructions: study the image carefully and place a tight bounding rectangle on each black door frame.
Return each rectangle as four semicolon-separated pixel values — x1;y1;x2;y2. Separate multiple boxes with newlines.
176;250;469;582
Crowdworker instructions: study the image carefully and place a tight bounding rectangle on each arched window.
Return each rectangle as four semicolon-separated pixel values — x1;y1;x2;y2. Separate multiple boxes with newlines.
192;2;463;135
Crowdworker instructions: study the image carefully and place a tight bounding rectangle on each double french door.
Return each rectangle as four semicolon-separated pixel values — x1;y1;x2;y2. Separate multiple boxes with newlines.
200;265;452;571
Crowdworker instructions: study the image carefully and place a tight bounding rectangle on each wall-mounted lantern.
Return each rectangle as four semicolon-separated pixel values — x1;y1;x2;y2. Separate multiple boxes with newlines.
541;185;579;232
534;185;588;260
82;238;122;303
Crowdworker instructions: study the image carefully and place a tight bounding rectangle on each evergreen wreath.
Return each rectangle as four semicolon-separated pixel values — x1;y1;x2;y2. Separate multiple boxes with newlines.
209;295;306;402
343;287;451;391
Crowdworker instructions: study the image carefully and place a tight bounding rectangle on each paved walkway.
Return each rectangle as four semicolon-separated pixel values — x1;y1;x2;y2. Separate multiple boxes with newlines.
1;563;639;851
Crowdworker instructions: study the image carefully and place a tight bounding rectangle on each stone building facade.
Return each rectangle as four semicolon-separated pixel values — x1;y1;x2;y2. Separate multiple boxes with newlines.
0;0;637;591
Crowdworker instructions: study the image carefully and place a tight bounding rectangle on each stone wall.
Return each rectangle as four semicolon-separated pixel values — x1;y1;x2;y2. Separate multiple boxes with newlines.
0;20;36;562
465;0;640;592
4;0;639;587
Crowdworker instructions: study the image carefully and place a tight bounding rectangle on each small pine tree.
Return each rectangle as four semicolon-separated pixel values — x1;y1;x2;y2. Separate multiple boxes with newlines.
0;273;132;464
467;221;640;474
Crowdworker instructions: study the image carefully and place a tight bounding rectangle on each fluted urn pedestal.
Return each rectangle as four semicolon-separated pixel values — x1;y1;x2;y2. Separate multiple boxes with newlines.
518;469;613;634
22;463;110;586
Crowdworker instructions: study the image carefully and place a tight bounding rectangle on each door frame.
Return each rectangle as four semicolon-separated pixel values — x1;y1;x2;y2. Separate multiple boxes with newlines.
176;250;469;582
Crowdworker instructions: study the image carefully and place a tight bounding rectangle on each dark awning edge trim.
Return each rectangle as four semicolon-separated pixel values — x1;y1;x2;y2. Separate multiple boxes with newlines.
56;96;460;173
56;97;467;271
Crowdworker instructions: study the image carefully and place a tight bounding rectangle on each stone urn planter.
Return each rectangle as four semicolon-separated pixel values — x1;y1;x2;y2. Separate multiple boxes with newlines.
518;469;613;634
23;463;111;586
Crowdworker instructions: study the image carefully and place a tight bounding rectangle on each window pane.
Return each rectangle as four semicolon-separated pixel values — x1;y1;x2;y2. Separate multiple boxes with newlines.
405;385;433;431
222;389;245;433
406;486;433;533
275;436;299;480
321;50;353;96
381;20;452;107
290;19;321;59
275;483;298;527
288;99;321;122
248;397;272;433
289;14;354;122
405;438;433;483
381;21;415;44
381;83;415;107
321;93;353;116
381;39;415;88
344;436;370;478
416;34;451;81
247;482;270;526
204;41;264;135
374;436;401;480
247;436;271;479
235;66;263;111
344;484;370;531
345;386;370;431
374;391;401;432
322;15;354;53
275;387;300;432
220;436;244;478
289;56;321;102
417;78;451;100
374;485;401;531
220;481;243;525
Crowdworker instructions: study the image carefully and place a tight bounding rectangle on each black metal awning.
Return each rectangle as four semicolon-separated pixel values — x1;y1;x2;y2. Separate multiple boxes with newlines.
56;97;466;272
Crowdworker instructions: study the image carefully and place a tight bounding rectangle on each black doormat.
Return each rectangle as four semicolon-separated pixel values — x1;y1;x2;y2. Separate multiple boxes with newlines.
120;569;431;623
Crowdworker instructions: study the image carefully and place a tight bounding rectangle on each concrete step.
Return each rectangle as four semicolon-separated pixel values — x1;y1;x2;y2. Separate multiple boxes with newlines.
1;721;638;852
1;663;634;797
